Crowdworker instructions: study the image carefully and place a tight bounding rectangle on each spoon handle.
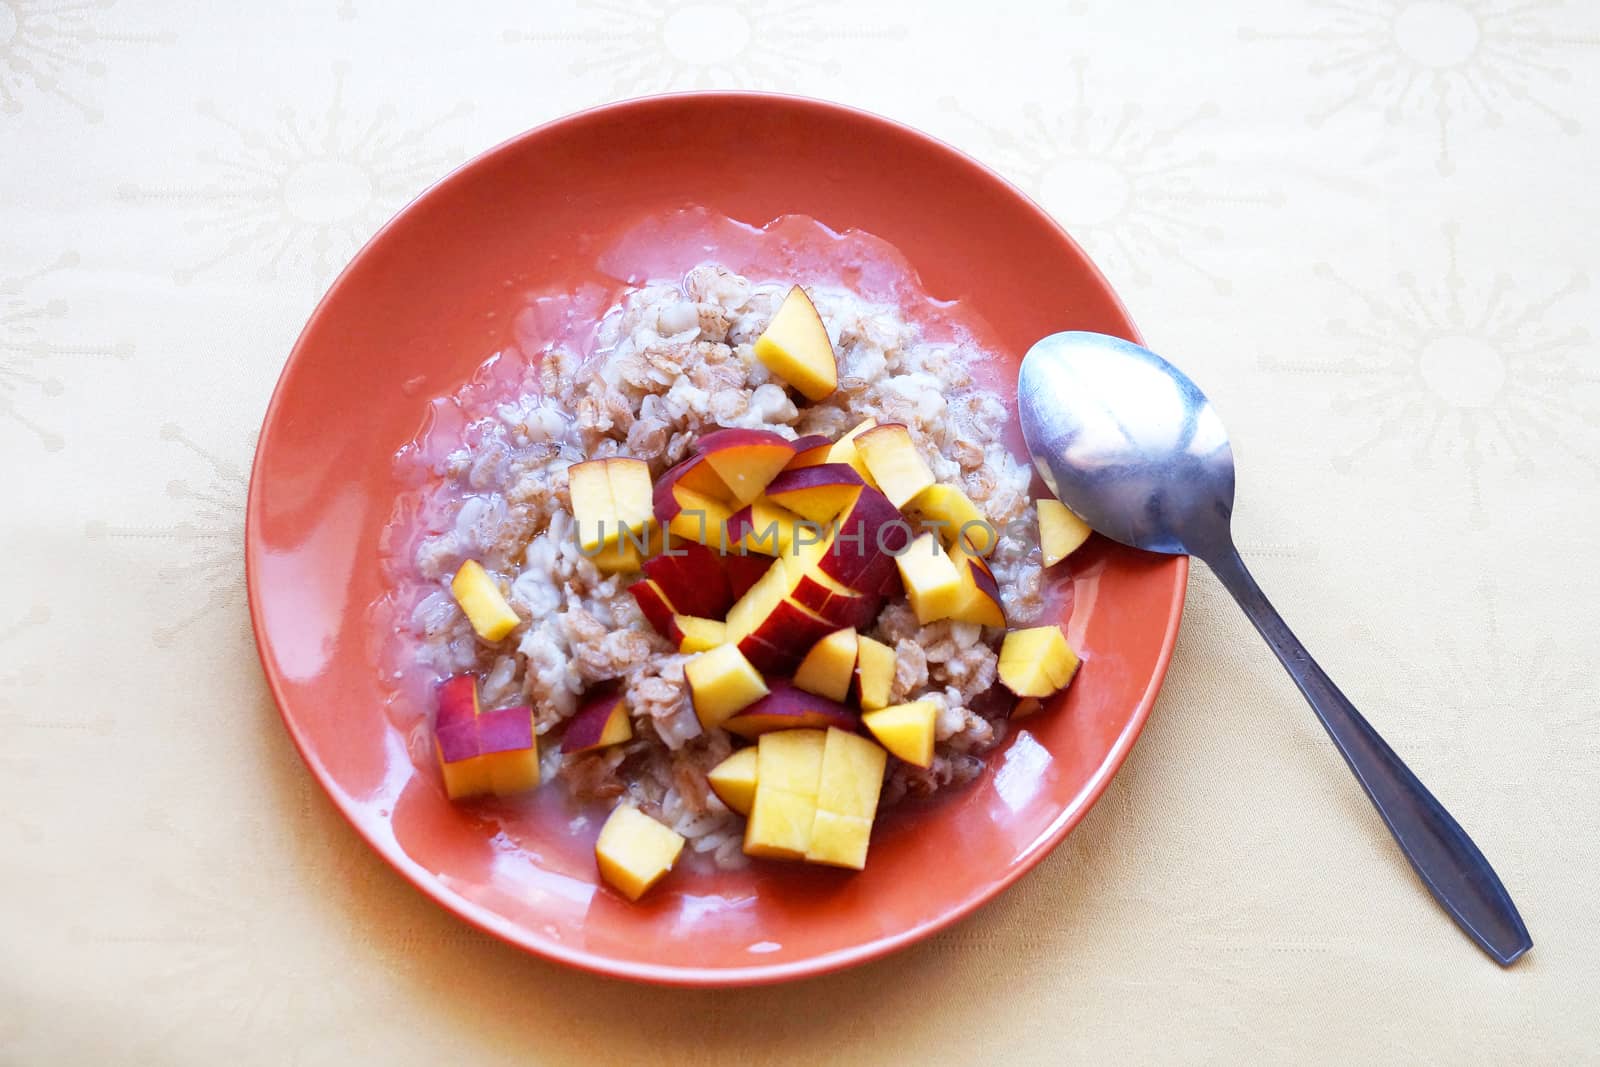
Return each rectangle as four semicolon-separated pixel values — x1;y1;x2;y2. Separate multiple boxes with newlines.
1204;544;1532;966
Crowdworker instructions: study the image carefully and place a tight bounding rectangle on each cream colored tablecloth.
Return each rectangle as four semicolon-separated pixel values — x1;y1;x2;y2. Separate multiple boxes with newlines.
4;1;1597;1062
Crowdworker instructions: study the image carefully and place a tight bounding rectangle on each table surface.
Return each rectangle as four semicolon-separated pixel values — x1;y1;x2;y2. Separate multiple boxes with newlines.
4;1;1597;1062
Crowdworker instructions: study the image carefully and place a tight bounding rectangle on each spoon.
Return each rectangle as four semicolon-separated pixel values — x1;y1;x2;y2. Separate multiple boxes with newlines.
1018;330;1532;966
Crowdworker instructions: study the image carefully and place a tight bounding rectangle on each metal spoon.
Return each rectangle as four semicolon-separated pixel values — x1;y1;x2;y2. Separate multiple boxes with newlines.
1018;330;1532;966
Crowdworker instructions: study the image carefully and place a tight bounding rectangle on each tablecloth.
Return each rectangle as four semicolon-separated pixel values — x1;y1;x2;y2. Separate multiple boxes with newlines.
3;1;1597;1062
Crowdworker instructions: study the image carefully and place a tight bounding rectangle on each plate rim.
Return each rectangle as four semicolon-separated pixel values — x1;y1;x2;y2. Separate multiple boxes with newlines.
245;89;1189;987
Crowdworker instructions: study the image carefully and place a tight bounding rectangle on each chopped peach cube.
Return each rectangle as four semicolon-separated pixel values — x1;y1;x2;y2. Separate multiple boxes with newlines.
569;458;617;552
793;627;858;703
595;804;685;901
695;428;797;506
726;497;806;556
587;540;641;574
630;578;678;637
861;700;938;768
673;615;727;654
434;675;488;799
854;423;935;508
1012;697;1045;719
745;787;819;861
723;680;858;739
684;644;770;730
945;538;1006;628
825;418;880;488
435;678;540;799
607;457;655;541
805;727;887;870
807;811;875;870
722;561;792;646
449;560;520;641
755;728;827;793
813;727;886;818
744;728;826;860
762;463;865;524
707;747;759;816
905;483;995;555
435;738;489;799
1038;498;1092;566
562;691;633;753
476;705;541;795
894;532;964;624
753;286;838;401
572;457;655;553
854;634;895;711
998;626;1081;698
785;434;834;470
588;524;661;574
483;745;540;794
662;485;733;547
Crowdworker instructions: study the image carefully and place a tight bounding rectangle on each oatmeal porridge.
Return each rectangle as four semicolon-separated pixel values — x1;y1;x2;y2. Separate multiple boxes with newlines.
383;241;1088;899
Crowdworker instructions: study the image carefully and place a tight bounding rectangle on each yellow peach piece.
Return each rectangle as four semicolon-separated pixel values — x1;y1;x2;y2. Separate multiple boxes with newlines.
744;787;818;861
998;626;1081;698
436;745;490;801
905;483;995;555
564;692;634;754
744;728;826;860
854;635;896;712
854;423;935;509
945;538;1006;628
607;457;655;541
674;615;727;654
723;556;792;644
806;811;875;870
825;418;880;488
475;705;541;796
707;747;759;816
793;628;859;703
572;457;655;554
449;560;521;641
684;644;770;730
861;701;938;768
1038;499;1092;567
568;458;617;552
483;747;542;796
813;727;886;819
588;538;642;575
434;675;488;799
754;286;838;401
698;429;798;507
663;486;734;547
756;728;828;792
1000;660;1055;698
894;532;964;624
731;498;806;557
592;700;635;749
590;520;663;574
805;728;887;870
595;804;686;901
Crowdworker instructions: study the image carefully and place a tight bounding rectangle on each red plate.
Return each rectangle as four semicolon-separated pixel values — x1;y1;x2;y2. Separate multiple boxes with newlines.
246;92;1187;986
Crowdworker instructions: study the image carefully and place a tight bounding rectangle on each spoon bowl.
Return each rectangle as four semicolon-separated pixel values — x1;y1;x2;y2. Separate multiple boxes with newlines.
1018;330;1533;967
1019;331;1235;559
